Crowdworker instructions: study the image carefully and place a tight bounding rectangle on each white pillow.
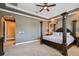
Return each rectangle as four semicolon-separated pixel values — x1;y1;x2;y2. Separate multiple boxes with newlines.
53;32;70;36
53;32;60;36
59;32;70;36
58;32;70;35
58;32;63;36
67;33;70;35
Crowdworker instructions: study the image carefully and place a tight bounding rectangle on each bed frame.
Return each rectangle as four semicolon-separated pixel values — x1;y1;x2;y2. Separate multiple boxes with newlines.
42;28;75;56
40;12;77;56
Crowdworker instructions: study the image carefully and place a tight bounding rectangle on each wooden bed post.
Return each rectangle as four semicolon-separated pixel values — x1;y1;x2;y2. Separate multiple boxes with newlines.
61;12;68;56
72;20;77;44
72;20;77;38
47;21;50;33
40;21;43;44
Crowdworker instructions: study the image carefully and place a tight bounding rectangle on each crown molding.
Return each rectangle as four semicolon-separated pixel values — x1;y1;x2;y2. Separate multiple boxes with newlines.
5;3;48;20
0;3;79;21
0;8;48;21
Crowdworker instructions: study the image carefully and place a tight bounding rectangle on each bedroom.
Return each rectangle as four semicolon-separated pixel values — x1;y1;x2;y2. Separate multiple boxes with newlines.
0;3;79;56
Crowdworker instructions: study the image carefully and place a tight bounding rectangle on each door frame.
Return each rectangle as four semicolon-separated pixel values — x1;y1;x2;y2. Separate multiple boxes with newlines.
3;17;16;45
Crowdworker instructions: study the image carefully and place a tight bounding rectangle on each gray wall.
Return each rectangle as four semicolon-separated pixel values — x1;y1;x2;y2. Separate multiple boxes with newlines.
15;15;41;43
0;11;41;43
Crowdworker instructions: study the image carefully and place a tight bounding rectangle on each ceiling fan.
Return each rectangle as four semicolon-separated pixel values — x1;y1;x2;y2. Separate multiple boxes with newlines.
36;3;56;12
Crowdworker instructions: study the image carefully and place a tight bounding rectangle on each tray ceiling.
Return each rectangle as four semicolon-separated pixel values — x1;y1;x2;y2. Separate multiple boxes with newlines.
17;3;79;19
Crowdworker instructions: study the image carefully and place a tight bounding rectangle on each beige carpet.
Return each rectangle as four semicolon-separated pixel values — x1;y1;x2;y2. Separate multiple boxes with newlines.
4;41;79;56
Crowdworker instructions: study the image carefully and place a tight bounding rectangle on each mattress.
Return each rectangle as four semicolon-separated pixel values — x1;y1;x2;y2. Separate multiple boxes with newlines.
43;34;74;46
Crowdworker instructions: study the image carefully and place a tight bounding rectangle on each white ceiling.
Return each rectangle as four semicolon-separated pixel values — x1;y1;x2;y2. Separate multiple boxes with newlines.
17;3;79;19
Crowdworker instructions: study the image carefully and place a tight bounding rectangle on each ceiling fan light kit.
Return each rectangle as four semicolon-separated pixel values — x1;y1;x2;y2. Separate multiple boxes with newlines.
36;3;56;12
44;6;48;10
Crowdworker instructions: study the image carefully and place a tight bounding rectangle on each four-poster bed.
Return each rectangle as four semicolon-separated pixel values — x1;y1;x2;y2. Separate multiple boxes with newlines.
40;12;77;56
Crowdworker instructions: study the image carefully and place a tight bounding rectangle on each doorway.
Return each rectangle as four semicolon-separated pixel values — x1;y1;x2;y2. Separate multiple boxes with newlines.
1;16;16;47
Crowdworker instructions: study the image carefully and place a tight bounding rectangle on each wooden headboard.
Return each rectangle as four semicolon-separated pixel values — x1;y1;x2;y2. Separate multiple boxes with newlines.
56;27;73;35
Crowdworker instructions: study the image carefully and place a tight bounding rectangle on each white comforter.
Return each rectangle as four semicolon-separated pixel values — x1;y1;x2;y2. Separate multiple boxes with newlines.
43;34;74;46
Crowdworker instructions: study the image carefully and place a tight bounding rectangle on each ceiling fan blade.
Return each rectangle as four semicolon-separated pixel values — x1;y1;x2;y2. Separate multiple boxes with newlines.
47;4;56;7
47;8;50;11
36;5;44;7
40;8;44;12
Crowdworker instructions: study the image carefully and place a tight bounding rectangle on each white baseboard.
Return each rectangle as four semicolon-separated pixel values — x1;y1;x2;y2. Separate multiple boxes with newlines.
15;40;39;46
